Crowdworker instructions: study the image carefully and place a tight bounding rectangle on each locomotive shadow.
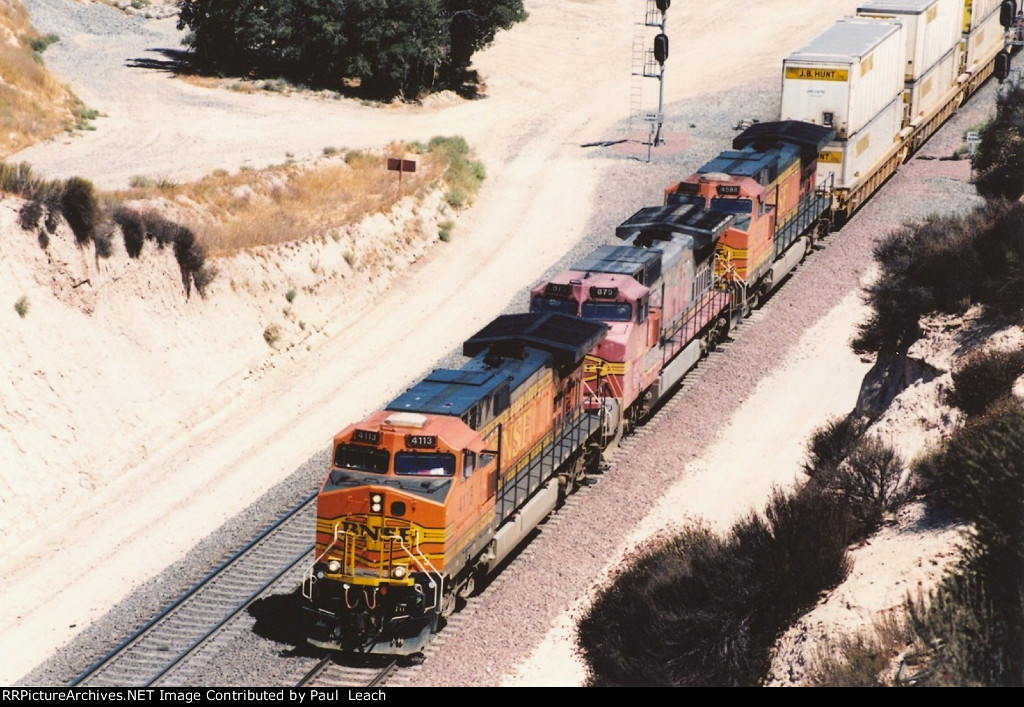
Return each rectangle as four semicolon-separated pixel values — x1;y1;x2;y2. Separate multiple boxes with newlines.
247;587;325;658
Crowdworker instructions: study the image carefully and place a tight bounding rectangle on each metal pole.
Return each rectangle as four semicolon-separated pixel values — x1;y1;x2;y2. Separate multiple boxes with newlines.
654;8;667;146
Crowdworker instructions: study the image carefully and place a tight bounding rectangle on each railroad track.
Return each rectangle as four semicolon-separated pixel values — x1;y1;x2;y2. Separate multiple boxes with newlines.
296;655;397;688
65;240;800;689
69;495;317;687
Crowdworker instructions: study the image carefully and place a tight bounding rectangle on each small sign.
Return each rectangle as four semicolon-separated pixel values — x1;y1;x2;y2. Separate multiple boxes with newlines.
966;131;981;157
387;158;416;173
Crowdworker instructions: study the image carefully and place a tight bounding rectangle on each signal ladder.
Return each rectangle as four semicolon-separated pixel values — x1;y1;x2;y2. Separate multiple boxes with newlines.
630;0;665;124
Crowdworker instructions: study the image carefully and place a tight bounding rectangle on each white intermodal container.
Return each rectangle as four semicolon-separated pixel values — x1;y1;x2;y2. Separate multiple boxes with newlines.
962;0;1002;33
963;1;1007;73
781;17;906;140
905;45;960;122
815;97;903;189
856;0;963;81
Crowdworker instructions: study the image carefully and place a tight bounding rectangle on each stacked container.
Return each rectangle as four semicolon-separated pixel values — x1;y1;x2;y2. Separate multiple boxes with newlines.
857;0;963;125
962;0;1007;73
781;17;906;189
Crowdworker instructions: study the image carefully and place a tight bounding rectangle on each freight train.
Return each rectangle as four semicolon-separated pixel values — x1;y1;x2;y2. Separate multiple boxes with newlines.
301;0;1018;656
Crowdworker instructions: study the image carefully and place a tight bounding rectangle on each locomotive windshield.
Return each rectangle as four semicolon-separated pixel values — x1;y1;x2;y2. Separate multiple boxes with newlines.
333;443;389;474
394;451;456;477
530;295;578;316
581;301;632;322
708;197;753;214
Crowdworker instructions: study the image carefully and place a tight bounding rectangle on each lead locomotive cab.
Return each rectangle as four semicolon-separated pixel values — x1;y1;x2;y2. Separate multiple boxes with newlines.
303;312;607;655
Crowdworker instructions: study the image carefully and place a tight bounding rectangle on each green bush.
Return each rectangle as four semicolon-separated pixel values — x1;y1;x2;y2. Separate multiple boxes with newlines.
973;82;1024;201
263;324;281;346
579;486;851;686
112;207;145;258
853;201;1024;355
804;418;909;537
948;345;1024;416
60;177;100;245
111;206;214;296
429;136;485;208
27;33;59;53
906;570;1021;686
14;296;29;318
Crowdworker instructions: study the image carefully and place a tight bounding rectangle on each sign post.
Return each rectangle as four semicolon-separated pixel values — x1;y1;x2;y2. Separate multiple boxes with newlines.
387;157;417;195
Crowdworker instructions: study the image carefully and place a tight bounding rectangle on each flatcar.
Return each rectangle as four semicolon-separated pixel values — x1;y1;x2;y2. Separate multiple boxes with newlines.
302;312;606;654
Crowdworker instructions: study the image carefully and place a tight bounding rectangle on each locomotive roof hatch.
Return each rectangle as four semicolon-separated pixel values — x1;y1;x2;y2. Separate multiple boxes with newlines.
617;204;731;262
732;120;835;167
571;244;663;287
463;312;607;376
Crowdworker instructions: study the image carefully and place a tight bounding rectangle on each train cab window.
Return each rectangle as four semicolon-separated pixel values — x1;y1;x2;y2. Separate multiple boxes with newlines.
581;301;632;322
334;444;390;474
395;451;456;477
530;295;578;316
636;298;648;323
463;450;476;478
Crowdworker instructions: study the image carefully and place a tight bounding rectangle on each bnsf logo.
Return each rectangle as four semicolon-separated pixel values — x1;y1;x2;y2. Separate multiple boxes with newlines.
343;520;416;543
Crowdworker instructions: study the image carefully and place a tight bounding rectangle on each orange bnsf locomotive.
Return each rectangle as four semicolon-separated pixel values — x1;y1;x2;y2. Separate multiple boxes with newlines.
301;3;1020;655
531;121;835;438
303;313;606;654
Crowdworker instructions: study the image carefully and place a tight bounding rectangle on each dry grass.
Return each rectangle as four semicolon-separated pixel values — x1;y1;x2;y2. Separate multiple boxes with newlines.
0;0;81;157
806;611;918;686
112;141;449;256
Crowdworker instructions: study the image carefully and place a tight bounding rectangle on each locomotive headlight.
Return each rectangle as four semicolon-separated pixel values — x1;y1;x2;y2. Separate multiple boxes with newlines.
370;492;384;513
392;565;407;579
327;560;342;573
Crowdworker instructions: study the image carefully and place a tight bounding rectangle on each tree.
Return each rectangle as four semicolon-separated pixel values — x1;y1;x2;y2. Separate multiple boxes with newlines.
177;0;526;99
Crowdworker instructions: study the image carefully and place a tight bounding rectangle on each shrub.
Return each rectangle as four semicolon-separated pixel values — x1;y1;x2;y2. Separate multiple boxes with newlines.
915;407;1024;568
60;177;100;245
18;200;43;230
579;486;850;686
429;136;485;209
837;436;910;533
853;201;1024;354
906;570;1021;686
285;288;296;303
804;419;909;536
192;263;218;296
27;33;59;53
14;296;29;318
907;406;1024;686
806;612;914;686
803;416;865;481
438;220;453;242
948;345;1024;416
263;324;280;346
112;207;145;258
92;228;114;259
973;82;1024;201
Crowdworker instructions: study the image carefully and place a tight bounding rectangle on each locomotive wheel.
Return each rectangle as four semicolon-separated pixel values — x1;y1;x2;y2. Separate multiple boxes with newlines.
440;588;457;618
460;573;476;600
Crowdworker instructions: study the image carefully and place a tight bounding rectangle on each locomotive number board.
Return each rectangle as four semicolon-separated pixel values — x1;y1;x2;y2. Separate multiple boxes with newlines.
352;429;382;445
406;435;437;449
